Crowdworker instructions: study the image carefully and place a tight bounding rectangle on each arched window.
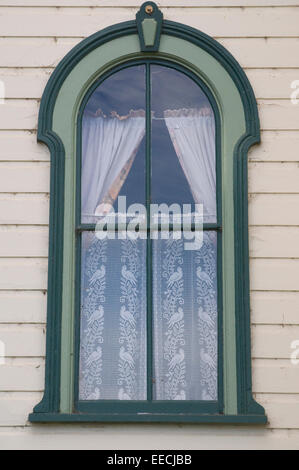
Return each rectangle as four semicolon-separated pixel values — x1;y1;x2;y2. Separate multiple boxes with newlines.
29;2;266;423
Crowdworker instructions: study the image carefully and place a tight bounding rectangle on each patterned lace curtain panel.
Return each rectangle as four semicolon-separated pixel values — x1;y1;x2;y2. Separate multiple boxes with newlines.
79;109;218;401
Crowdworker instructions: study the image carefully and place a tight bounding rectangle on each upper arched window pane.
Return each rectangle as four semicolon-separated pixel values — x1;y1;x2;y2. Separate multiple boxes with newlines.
81;64;216;224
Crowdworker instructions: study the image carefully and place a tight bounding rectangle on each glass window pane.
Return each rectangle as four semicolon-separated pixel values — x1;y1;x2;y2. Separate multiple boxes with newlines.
79;232;147;400
152;231;218;400
151;65;216;223
81;66;146;224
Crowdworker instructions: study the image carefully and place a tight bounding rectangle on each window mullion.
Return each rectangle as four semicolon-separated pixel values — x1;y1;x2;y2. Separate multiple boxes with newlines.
145;62;153;402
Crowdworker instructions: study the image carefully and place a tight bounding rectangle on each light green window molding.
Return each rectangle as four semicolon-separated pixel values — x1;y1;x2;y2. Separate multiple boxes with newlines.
29;2;266;424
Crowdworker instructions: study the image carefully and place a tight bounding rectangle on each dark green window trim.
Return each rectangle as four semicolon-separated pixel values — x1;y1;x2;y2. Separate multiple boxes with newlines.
29;2;267;424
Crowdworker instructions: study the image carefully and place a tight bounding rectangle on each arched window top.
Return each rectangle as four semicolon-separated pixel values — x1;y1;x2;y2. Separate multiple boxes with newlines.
29;2;266;424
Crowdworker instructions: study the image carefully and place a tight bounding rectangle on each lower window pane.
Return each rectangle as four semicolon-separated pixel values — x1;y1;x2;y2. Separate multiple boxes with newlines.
153;231;218;401
79;232;147;400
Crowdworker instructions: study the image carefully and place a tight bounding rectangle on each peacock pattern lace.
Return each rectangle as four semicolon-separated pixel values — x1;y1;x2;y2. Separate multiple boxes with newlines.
79;235;107;400
118;239;146;400
196;231;218;400
161;236;187;400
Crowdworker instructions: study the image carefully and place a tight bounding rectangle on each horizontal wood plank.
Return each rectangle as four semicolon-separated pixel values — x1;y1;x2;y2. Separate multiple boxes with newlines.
0;131;49;161
253;359;299;394
218;38;299;68
249;194;299;226
250;259;299;291
249;162;299;193
249;131;299;162
0;325;45;356
0;194;49;225
0;359;44;391
0;7;298;38
252;325;299;359
0;162;49;192
251;291;299;325
0;426;298;450
0;259;48;290
249;226;299;258
0;291;46;323
0;226;48;257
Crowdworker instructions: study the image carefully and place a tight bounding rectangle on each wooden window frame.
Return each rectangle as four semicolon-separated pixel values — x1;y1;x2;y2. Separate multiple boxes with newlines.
29;2;267;424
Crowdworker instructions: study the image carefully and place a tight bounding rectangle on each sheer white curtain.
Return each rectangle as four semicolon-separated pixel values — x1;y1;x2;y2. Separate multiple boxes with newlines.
164;108;216;223
81;111;145;222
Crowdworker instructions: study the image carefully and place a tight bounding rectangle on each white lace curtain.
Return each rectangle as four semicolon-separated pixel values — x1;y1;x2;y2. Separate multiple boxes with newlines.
79;108;218;401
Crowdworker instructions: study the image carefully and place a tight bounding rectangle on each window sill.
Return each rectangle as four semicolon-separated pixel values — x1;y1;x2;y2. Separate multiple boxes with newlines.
29;412;267;424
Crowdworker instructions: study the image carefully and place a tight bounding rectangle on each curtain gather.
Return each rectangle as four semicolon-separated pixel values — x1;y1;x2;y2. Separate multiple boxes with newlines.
164;107;216;223
81;110;145;223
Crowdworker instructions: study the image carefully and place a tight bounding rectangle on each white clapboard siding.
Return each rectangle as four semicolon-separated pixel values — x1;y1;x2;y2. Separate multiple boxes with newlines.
0;38;80;68
0;7;298;38
0;132;49;161
250;259;299;291
1;1;299;6
0;70;52;100
249;131;299;162
1;68;298;101
218;38;299;68
252;325;299;359
0;325;45;357
0;427;298;451
0;101;38;131
249;162;299;193
246;70;299;100
0;226;48;257
165;7;299;38
0;8;133;38
1;129;299;163
1;38;299;68
254;394;299;429
0;291;47;323
249;227;299;258
0;259;48;290
253;359;299;394
0;359;44;391
258;100;299;131
0;163;49;192
0;194;49;225
0;392;42;426
251;291;299;325
249;194;299;226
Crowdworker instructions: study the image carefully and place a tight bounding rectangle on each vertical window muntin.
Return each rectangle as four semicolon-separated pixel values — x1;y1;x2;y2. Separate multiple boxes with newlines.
74;59;223;415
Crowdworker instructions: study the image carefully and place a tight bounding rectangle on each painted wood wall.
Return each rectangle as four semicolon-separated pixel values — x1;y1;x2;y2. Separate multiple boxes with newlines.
0;0;299;450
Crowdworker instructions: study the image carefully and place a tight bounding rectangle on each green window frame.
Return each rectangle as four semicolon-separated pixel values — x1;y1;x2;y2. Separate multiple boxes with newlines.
29;2;267;424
